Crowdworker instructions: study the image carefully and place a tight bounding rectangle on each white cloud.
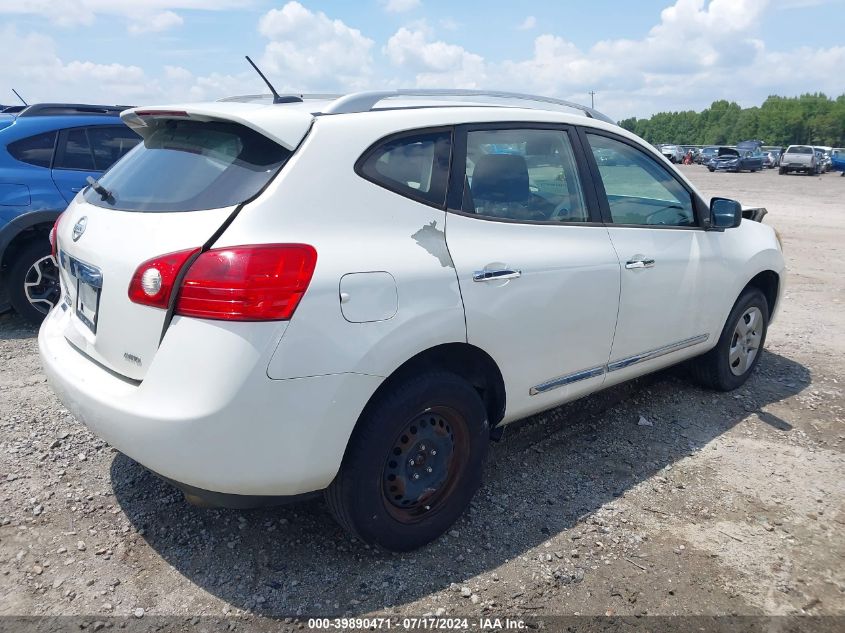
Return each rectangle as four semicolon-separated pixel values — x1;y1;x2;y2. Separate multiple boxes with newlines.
0;25;160;103
382;0;422;13
517;16;536;30
258;1;375;91
384;27;486;87
379;0;844;119
0;1;249;31
127;11;184;35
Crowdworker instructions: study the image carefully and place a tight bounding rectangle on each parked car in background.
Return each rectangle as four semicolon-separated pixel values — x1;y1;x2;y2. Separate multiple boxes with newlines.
39;90;784;551
0;103;140;323
813;147;831;173
779;145;818;175
707;146;763;172
697;146;719;164
763;150;781;168
830;149;845;176
659;143;684;163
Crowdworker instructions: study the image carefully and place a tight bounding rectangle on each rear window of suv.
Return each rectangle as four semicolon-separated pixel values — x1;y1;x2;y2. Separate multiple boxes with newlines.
84;119;290;212
786;146;813;154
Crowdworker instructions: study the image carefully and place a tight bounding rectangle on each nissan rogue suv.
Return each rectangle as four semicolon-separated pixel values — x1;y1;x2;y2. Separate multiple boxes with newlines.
39;90;785;551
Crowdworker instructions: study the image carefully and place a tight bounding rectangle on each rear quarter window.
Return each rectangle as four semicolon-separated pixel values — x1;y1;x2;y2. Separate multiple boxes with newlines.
84;119;290;212
356;130;452;208
7;131;58;168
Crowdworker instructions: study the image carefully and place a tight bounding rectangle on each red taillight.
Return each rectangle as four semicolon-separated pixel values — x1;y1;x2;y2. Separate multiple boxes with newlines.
127;244;317;321
133;110;190;118
176;244;317;321
49;213;64;258
128;248;199;309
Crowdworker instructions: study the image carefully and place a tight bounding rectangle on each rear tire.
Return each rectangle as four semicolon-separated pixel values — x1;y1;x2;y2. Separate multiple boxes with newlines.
690;288;769;391
7;239;60;325
325;371;489;551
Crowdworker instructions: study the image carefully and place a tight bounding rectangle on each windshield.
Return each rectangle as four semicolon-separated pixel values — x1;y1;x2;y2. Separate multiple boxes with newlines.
83;119;290;212
786;146;813;154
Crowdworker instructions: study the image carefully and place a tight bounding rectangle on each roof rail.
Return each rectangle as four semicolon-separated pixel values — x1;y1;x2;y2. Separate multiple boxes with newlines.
17;103;133;118
217;93;343;103
322;89;615;124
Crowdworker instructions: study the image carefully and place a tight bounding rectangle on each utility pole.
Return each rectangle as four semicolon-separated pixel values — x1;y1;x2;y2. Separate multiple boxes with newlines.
589;91;596;109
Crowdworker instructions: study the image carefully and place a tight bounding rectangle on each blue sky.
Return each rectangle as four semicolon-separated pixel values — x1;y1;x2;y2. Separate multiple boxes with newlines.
1;0;844;119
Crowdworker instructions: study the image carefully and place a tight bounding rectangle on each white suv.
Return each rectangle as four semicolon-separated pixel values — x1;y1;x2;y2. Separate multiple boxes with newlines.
39;90;785;551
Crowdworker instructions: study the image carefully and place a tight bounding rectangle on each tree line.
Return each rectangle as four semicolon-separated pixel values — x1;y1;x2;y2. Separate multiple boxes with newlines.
618;93;845;147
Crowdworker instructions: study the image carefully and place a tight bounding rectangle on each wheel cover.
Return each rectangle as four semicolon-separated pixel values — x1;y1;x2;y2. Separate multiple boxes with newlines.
729;306;763;376
24;255;60;315
382;406;469;524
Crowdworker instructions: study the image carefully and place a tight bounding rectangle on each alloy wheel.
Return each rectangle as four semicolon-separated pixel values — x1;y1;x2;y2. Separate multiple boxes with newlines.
24;255;60;315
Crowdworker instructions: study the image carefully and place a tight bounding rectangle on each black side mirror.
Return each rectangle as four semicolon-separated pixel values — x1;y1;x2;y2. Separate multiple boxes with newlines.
710;197;742;229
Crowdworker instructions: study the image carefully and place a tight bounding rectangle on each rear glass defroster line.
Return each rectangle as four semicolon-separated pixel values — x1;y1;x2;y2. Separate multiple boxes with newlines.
157;118;316;344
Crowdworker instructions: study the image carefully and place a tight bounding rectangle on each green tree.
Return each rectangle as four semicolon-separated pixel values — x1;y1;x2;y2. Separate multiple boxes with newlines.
616;93;845;146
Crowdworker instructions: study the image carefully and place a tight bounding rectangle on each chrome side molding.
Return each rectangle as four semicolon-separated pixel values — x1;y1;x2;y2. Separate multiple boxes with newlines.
529;333;709;396
606;333;709;372
529;365;605;396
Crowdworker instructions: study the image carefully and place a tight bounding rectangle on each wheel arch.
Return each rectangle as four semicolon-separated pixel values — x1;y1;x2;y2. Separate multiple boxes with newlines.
360;342;506;434
0;209;61;275
742;269;780;319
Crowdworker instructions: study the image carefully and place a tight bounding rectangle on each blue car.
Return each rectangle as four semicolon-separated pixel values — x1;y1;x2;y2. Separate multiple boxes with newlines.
0;104;140;322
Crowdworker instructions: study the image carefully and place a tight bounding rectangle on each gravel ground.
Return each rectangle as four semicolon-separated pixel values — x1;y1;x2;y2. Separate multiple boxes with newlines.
1;166;843;624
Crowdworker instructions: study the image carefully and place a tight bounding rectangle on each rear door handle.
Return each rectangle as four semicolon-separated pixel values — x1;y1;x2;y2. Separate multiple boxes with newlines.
625;257;655;269
71;187;83;193
473;268;522;282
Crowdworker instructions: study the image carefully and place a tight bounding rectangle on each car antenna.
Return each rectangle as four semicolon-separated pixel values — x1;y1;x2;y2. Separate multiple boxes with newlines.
244;56;302;104
12;89;28;106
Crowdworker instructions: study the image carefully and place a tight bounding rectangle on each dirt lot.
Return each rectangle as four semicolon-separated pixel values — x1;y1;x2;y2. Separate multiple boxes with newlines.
1;166;843;624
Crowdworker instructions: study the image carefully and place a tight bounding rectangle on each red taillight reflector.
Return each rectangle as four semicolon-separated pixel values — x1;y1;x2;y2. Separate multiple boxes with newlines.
49;212;64;258
133;110;190;118
128;248;199;309
175;244;317;321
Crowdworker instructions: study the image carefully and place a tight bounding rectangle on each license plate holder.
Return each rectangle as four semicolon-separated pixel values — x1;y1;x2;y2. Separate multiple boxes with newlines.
65;254;103;334
76;278;101;333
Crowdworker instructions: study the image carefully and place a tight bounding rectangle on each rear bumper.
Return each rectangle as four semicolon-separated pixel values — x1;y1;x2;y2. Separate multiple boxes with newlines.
38;306;382;496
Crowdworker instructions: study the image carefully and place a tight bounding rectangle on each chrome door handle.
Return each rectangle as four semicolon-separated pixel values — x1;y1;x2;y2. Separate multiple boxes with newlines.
71;187;83;193
625;258;655;269
473;268;522;282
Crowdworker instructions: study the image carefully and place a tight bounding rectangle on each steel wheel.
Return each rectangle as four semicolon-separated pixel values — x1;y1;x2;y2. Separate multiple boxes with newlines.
382;406;469;524
729;306;763;376
24;255;60;315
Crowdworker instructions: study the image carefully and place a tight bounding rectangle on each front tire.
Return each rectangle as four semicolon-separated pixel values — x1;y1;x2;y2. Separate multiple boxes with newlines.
7;239;60;325
690;288;769;391
326;371;489;551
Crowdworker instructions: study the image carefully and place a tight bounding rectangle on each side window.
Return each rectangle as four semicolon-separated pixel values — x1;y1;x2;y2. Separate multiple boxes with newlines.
87;126;141;171
586;133;695;227
55;129;95;171
7;131;57;168
358;131;451;207
463;128;588;223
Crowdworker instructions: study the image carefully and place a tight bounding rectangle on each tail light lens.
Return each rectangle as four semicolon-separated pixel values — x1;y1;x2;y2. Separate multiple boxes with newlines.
49;213;64;258
128;244;317;321
128;248;200;309
177;244;317;321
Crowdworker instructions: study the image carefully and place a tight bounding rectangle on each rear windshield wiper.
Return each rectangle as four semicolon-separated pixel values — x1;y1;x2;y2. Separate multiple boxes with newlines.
86;176;114;202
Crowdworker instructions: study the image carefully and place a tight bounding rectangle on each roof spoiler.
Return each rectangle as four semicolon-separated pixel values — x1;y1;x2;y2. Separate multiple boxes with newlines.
17;103;133;118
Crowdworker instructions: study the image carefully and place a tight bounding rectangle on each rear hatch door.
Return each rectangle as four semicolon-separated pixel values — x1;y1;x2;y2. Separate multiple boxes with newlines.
54;105;311;380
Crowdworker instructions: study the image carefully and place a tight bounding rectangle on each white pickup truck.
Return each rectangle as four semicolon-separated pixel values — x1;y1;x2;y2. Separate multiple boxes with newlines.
779;145;818;175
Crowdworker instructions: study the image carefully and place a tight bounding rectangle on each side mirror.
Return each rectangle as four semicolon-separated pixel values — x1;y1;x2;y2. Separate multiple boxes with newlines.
710;197;742;229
